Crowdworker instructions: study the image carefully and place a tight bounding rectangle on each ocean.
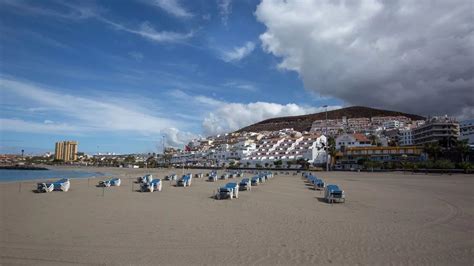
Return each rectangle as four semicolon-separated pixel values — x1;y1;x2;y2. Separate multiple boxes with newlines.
0;168;106;183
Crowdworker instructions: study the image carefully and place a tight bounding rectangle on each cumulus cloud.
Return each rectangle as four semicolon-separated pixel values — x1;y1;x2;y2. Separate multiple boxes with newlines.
161;127;199;147
148;0;193;18
220;41;255;62
202;102;340;135
256;0;474;118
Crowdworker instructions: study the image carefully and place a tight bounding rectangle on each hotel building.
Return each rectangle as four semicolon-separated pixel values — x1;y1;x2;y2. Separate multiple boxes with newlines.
55;141;78;162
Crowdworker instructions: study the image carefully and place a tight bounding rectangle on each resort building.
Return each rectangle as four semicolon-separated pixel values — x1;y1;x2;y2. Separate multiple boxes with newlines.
412;116;459;147
335;146;423;170
398;129;414;146
54;141;78;162
383;120;404;130
335;133;372;150
459;119;474;146
241;133;327;166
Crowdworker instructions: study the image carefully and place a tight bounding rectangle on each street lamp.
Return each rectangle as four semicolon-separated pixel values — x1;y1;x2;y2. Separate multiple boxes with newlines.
323;105;329;171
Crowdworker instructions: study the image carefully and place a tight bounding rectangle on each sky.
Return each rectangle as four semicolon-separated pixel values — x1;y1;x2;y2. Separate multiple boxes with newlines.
0;0;472;155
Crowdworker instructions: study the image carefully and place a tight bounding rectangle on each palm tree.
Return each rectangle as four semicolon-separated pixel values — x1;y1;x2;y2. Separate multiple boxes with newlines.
454;139;470;162
423;142;441;161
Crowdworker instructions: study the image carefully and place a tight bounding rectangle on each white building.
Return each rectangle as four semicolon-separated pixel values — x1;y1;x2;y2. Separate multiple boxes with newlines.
398;129;413;146
335;133;372;150
241;133;328;166
383;120;404;130
460;119;474;146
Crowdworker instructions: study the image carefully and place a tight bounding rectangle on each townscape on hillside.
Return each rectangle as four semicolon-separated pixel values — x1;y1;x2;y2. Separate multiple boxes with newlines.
2;108;473;172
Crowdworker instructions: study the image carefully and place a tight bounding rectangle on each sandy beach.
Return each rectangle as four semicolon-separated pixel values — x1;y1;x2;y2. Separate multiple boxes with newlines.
1;168;473;265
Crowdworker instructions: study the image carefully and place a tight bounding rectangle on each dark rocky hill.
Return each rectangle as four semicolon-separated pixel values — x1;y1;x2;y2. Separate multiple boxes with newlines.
236;106;424;133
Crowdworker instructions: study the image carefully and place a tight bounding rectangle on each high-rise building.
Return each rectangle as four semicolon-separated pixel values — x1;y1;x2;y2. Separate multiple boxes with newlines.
412;116;459;147
54;141;78;161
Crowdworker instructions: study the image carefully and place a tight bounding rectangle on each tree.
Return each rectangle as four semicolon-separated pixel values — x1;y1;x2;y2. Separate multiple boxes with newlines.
124;155;136;164
327;137;337;169
264;162;269;168
246;162;251;168
423;142;441;161
454;139;470;163
274;160;283;168
256;163;262;168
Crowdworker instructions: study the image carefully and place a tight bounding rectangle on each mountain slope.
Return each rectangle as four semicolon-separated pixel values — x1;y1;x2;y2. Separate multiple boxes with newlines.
236;106;424;133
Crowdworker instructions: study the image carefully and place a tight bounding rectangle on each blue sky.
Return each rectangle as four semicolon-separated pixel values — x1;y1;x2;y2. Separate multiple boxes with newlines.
0;0;342;155
1;0;471;155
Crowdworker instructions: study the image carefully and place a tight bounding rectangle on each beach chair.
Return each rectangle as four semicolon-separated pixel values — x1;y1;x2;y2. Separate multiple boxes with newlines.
313;178;325;190
324;185;345;203
239;178;251;191
53;178;70;192
225;182;239;198
140;182;154;192
251;176;260;186
215;186;232;200
150;179;162;192
208;173;218;182
177;174;192;187
99;177;121;187
36;182;54;193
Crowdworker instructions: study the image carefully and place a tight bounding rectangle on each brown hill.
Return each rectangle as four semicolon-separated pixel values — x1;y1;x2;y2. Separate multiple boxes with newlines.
236;106;425;133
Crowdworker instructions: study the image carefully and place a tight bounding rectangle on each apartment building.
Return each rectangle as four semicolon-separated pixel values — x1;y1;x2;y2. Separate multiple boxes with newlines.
412;116;459;147
54;141;78;161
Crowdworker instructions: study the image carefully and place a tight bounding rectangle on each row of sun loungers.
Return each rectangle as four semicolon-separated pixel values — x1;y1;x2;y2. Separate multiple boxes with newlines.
302;172;345;203
215;171;274;200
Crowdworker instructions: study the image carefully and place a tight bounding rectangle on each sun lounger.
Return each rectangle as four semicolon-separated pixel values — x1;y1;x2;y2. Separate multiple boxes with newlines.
150;179;162;191
251;176;260;186
52;178;70;192
215;187;232;200
140;182;154;192
99;177;121;187
208;173;218;182
177;174;192;187
137;174;153;183
239;178;251;191
36;182;54;193
324;184;345;203
225;182;239;198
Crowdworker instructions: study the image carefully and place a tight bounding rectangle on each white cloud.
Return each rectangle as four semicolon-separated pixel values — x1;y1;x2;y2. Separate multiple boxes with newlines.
202;102;340;135
255;0;474;118
223;81;258;92
148;0;193;18
3;1;193;44
101;19;193;43
220;41;255;62
0;77;195;147
218;0;232;25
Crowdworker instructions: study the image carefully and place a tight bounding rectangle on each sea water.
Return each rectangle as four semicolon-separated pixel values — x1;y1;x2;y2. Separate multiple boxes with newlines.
0;169;106;182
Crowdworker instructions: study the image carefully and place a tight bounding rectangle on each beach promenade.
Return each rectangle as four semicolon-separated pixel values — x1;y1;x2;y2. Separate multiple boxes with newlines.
1;169;473;265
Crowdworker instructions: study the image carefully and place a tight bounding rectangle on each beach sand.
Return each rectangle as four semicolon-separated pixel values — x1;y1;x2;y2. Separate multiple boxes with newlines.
1;168;473;265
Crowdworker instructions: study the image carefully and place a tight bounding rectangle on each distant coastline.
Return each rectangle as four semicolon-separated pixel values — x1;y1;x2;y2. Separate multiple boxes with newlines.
0;165;48;170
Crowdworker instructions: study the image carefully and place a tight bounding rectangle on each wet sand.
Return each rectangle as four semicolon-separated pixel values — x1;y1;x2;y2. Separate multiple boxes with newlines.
1;168;473;265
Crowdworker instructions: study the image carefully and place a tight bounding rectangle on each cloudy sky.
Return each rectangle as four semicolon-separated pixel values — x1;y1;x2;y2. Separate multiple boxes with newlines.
1;0;472;154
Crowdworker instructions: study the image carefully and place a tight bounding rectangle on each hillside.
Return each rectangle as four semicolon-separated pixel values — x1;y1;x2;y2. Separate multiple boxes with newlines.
236;106;425;133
